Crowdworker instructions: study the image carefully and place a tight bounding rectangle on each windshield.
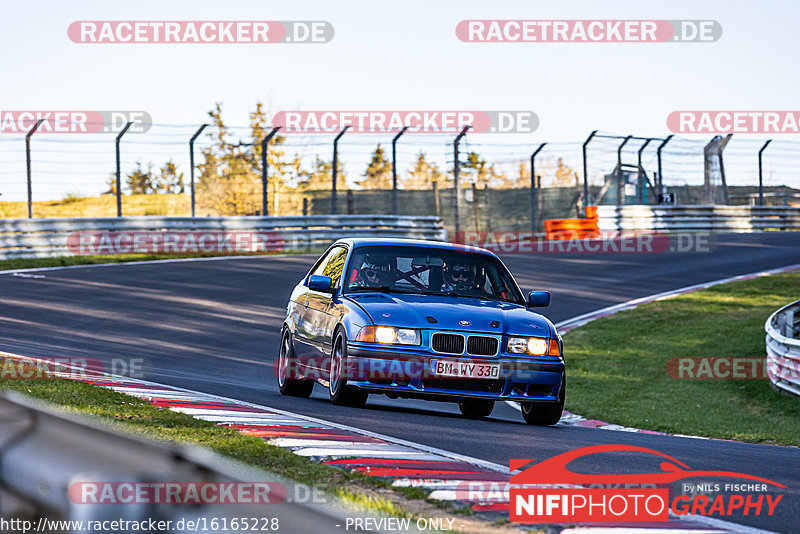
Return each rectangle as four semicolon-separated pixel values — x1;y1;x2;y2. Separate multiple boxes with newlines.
344;245;524;304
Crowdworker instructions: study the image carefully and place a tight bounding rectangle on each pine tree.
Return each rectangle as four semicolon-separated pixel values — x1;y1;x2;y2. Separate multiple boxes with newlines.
553;158;577;187
461;151;510;188
104;172;118;195
298;156;345;191
156;160;184;194
198;103;271;214
403;152;442;189
126;161;156;194
359;145;392;189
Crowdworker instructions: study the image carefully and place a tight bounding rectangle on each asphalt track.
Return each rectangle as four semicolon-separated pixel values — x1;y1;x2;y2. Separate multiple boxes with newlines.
2;232;799;532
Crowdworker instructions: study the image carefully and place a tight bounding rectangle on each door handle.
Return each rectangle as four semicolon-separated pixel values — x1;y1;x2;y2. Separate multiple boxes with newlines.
304;301;309;309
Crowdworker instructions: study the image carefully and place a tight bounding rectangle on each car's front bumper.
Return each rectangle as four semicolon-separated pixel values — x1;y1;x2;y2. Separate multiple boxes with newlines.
346;343;564;402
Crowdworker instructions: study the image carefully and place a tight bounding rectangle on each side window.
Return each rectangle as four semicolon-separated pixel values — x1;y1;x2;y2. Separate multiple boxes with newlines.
311;247;341;277
322;248;348;288
310;246;348;288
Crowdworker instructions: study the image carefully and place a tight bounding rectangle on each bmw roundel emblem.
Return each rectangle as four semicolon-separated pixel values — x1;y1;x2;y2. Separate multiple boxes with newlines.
459;320;470;326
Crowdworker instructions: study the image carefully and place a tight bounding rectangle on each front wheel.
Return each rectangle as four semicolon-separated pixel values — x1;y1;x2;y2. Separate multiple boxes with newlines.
520;376;565;426
278;331;314;398
458;399;495;418
329;331;368;408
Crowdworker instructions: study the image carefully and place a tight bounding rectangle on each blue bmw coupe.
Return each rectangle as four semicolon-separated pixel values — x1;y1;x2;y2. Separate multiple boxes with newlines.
278;238;565;425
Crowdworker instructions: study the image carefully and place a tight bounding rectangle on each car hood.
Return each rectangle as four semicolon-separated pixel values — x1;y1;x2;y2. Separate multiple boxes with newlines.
345;292;554;336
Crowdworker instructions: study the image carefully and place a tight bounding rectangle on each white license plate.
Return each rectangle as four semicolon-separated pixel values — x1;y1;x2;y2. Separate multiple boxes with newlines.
429;359;500;379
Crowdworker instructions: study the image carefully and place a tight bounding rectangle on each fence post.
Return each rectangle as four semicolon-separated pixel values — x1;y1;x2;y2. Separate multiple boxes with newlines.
471;183;480;232
432;181;440;218
616;135;632;206
347;190;354;215
115;122;134;218
484;183;492;232
581;130;598;215
530;142;547;232
331;126;350;215
188;124;208;217
25;119;45;219
718;134;733;205
391;126;409;215
636;139;653;204
656;134;673;195
453;125;470;235
536;174;542;227
261;127;281;216
758;140;772;206
703;137;717;204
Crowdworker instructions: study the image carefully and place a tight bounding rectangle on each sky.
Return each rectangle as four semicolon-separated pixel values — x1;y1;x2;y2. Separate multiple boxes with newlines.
1;0;799;200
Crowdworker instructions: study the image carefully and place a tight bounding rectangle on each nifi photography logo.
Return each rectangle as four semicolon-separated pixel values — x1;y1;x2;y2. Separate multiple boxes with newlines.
509;444;784;523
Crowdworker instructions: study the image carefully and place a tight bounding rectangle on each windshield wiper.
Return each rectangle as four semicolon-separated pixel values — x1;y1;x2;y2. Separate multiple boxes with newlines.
348;286;420;294
419;290;463;298
419;290;508;302
349;286;514;302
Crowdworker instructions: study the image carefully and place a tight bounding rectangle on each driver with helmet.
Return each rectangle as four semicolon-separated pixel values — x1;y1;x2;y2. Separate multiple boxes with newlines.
353;255;393;288
442;260;479;292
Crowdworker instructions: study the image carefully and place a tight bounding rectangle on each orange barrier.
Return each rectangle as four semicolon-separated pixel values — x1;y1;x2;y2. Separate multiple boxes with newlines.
544;206;599;240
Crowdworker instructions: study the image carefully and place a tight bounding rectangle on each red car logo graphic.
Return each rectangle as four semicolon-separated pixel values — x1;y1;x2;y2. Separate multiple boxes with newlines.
510;444;785;487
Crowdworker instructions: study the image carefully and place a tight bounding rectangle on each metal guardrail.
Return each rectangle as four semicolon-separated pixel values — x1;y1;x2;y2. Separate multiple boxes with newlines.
765;300;800;397
0;215;448;259
0;392;376;533
596;205;800;233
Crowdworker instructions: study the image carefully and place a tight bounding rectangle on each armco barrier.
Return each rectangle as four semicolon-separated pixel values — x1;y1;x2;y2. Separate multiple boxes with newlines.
765;300;800;397
0;215;447;259
596;205;800;233
0;392;364;533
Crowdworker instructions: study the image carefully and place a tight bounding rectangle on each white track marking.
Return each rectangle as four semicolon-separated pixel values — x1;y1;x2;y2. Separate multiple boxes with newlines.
0;351;778;530
560;529;722;534
10;272;45;278
292;449;444;459
0;254;300;276
554;262;800;332
2;258;797;533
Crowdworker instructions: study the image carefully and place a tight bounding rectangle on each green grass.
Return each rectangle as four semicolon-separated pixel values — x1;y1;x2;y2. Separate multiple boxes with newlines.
0;194;191;218
564;272;800;445
0;377;503;532
0;378;372;490
0;253;276;272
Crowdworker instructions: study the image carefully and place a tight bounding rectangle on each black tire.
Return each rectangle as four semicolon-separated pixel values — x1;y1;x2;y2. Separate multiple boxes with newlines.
329;330;369;408
458;399;495;418
278;330;314;398
521;376;566;426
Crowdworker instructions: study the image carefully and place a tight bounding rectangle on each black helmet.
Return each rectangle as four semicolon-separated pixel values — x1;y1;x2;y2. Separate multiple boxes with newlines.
444;260;476;291
360;256;392;287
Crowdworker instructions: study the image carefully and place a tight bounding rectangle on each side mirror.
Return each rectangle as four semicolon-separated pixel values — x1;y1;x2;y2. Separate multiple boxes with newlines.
527;290;550;308
307;275;333;291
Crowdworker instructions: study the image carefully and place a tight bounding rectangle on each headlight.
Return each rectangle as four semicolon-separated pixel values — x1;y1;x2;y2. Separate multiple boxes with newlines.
508;336;558;356
355;326;421;345
375;326;396;344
